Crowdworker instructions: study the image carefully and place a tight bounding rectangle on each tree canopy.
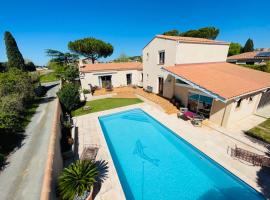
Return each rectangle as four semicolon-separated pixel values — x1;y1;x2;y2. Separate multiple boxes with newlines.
4;31;26;70
45;49;79;65
163;29;181;36
68;38;113;63
114;54;142;62
163;27;220;40
228;42;242;56
114;53;129;62
242;38;254;53
25;61;36;71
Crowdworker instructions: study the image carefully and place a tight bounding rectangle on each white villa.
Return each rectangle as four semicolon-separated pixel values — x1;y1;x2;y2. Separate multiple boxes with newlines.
79;34;270;128
79;62;143;89
142;35;270;127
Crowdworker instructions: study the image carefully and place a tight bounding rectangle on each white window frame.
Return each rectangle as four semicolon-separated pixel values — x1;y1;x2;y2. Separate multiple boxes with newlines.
158;50;165;65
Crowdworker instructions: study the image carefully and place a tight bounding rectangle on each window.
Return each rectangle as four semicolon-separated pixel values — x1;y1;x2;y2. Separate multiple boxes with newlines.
236;99;242;108
159;51;165;64
249;96;253;103
146;53;149;61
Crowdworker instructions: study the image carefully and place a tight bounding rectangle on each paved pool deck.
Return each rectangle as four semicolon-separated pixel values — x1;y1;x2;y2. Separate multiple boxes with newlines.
74;102;270;200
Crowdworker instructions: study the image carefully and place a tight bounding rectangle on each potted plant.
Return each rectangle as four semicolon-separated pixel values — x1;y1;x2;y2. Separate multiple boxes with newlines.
58;160;98;200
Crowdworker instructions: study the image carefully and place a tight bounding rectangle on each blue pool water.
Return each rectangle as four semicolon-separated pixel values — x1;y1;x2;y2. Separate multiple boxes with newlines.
99;109;264;200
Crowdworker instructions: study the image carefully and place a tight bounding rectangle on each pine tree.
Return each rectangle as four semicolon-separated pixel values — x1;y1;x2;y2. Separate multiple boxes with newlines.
4;31;26;70
242;38;254;53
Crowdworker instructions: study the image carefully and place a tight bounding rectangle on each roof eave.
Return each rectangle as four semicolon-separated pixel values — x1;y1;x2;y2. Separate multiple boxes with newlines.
162;67;228;103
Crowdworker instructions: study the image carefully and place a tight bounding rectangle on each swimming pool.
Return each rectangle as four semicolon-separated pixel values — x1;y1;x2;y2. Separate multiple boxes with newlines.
99;109;264;200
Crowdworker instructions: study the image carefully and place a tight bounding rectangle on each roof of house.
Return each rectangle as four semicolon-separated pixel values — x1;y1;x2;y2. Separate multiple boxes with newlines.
80;62;142;72
164;62;270;101
227;51;270;61
156;35;230;45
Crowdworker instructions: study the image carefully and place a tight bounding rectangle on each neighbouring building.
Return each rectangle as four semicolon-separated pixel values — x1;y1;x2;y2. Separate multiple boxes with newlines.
79;62;143;90
143;35;270;127
227;51;270;65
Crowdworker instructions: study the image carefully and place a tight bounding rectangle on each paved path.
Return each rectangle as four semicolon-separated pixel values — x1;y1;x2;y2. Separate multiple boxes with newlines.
0;82;59;200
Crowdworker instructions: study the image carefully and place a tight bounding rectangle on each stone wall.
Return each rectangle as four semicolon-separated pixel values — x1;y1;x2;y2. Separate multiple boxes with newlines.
40;99;63;200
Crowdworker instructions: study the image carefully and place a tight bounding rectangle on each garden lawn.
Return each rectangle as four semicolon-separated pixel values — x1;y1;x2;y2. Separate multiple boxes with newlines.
72;98;143;116
246;118;270;144
39;72;59;83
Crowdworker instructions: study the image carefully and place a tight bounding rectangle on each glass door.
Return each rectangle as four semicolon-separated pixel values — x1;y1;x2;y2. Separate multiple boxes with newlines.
99;75;112;88
187;92;213;118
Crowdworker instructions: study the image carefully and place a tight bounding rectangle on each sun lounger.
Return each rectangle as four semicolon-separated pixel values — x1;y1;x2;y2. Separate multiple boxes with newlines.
177;110;204;127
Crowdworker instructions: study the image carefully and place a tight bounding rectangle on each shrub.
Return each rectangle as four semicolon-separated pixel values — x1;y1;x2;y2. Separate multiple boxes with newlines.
57;83;80;113
0;153;5;168
62;66;78;81
82;89;90;94
34;85;47;97
58;160;98;200
0;94;24;133
0;68;35;104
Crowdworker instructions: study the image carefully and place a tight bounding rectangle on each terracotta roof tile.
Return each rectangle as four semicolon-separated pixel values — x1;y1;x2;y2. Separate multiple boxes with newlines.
227;51;259;60
80;62;142;72
164;62;270;100
156;35;230;45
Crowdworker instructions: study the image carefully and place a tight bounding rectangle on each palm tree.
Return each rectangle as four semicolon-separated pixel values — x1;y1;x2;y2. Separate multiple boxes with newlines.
58;160;98;200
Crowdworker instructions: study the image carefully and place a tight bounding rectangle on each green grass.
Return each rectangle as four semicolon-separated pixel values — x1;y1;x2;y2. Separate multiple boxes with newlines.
245;118;270;144
39;72;59;83
72;98;143;116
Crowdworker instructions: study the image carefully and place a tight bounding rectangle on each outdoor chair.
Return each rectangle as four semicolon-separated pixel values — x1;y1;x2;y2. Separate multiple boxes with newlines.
105;84;113;91
80;145;99;161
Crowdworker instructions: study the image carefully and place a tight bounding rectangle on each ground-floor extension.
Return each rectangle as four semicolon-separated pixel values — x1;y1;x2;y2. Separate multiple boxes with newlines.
79;62;143;90
144;62;270;128
162;76;268;128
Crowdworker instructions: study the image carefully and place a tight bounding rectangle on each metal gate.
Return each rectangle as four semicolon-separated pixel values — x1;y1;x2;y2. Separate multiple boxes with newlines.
257;89;270;109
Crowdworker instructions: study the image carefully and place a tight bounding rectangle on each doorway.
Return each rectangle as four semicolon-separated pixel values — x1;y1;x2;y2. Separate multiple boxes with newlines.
158;77;164;95
99;75;112;88
126;74;132;85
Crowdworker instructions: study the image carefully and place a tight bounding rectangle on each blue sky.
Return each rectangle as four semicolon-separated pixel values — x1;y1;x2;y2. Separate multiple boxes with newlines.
1;0;270;65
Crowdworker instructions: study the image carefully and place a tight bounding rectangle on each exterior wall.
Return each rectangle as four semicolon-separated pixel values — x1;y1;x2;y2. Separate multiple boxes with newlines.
176;43;229;64
163;74;175;99
143;38;177;93
41;100;63;200
80;70;142;89
209;100;227;126
225;93;261;127
174;83;190;105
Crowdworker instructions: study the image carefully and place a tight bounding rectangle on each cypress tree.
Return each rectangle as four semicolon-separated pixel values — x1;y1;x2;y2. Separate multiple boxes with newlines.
242;38;254;53
4;31;26;70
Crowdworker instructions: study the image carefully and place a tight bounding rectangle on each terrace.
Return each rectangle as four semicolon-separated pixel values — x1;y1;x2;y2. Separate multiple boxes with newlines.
73;89;270;199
